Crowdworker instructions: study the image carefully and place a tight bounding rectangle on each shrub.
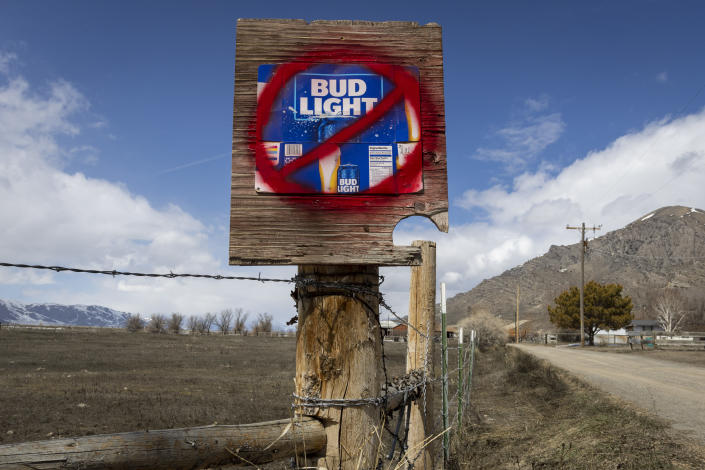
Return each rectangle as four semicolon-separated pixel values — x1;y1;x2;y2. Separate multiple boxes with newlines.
215;309;233;335
168;313;183;334
125;314;144;333
233;309;248;335
460;310;508;350
148;314;167;334
252;313;273;335
200;313;216;335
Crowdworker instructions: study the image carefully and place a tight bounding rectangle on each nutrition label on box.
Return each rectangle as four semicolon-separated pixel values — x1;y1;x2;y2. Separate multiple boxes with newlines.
368;145;393;187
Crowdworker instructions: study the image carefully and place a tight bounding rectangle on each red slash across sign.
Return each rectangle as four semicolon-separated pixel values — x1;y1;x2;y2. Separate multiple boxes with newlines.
254;57;422;195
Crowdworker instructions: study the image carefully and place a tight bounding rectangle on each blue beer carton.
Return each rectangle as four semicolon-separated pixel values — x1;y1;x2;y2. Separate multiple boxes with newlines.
255;63;422;195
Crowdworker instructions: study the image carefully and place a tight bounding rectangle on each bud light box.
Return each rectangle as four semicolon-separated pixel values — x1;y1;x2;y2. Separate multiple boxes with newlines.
255;63;422;195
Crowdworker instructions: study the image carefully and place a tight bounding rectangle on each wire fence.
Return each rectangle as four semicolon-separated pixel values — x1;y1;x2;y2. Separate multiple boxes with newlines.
0;260;477;469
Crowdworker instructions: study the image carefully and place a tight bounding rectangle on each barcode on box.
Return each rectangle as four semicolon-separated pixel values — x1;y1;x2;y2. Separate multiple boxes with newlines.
285;144;302;157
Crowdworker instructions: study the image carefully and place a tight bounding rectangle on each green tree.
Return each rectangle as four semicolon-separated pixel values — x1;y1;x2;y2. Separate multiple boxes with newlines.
548;281;633;345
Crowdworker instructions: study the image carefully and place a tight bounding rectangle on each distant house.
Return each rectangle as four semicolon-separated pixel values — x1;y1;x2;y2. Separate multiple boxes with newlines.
626;320;663;333
380;320;408;340
380;320;399;336
381;319;457;339
391;323;407;337
505;320;531;341
436;325;458;339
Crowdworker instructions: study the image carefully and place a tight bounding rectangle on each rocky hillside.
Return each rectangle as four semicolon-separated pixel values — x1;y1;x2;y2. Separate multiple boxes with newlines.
447;206;705;330
0;299;130;327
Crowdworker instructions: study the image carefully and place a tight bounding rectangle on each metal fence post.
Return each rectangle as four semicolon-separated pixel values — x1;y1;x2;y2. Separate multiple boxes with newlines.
441;282;449;467
457;327;464;428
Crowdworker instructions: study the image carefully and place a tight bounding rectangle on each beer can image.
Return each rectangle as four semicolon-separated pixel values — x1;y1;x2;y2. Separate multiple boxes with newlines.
337;164;360;193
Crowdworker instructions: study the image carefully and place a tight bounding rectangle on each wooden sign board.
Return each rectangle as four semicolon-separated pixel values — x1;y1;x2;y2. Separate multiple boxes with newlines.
230;19;448;266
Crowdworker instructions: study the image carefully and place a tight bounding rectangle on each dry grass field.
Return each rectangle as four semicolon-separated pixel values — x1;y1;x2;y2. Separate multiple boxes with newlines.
0;327;407;447
2;327;705;469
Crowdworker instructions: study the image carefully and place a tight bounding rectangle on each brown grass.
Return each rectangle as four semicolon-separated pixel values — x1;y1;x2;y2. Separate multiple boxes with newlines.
0;328;295;444
453;346;705;469
0;327;409;447
2;328;704;469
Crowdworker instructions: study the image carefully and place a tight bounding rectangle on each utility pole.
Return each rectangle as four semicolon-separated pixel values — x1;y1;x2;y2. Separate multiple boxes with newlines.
515;284;520;344
566;222;601;346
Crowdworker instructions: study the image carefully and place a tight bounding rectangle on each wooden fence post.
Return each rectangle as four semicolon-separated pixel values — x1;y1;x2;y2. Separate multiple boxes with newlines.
294;265;383;469
406;240;437;468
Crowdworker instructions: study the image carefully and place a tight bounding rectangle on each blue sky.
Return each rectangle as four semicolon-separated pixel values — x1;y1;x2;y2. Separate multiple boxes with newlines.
1;1;704;326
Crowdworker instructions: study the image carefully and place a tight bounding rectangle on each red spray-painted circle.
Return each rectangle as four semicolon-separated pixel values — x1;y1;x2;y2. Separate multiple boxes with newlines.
254;56;422;195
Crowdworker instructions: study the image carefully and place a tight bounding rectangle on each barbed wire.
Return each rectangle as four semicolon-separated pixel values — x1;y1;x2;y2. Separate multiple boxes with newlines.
0;261;296;283
291;362;468;411
0;260;430;339
292;393;387;409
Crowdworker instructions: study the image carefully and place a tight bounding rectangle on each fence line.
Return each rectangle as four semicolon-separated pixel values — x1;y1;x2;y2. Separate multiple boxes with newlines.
0;259;484;468
0;260;426;340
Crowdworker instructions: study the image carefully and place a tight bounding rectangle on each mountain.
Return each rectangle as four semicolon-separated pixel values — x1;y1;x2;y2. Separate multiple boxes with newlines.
0;299;131;327
447;206;705;330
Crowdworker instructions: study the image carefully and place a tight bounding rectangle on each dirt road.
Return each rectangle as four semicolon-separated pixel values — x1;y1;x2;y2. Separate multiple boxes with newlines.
514;344;705;442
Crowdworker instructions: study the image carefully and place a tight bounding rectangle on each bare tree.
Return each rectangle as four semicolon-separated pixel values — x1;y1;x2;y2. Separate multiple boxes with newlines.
252;312;273;335
233;309;248;335
168;313;184;334
148;314;167;334
654;289;688;333
187;315;200;335
125;314;144;333
215;309;234;335
459;310;508;351
198;313;216;335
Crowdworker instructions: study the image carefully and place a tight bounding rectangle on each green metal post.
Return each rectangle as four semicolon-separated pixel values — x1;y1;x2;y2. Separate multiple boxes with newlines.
457;327;464;428
463;329;476;413
441;282;449;467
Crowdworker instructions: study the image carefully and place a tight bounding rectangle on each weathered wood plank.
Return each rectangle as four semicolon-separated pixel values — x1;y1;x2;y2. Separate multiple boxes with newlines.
0;418;324;470
231;19;448;266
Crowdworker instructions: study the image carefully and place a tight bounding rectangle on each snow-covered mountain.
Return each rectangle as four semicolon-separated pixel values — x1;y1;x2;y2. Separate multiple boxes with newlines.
0;299;130;327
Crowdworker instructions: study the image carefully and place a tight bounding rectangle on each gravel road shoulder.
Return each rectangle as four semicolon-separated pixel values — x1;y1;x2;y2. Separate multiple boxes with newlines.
514;344;705;443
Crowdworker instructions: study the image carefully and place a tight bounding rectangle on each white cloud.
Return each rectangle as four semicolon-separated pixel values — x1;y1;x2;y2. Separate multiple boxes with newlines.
0;65;299;327
0;52;17;74
656;71;668;83
88;118;108;129
524;96;549;112
473;97;565;170
393;108;705;304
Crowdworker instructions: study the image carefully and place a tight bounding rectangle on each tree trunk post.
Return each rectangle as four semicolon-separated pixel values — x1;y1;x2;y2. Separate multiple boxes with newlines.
406;240;437;468
294;265;383;469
